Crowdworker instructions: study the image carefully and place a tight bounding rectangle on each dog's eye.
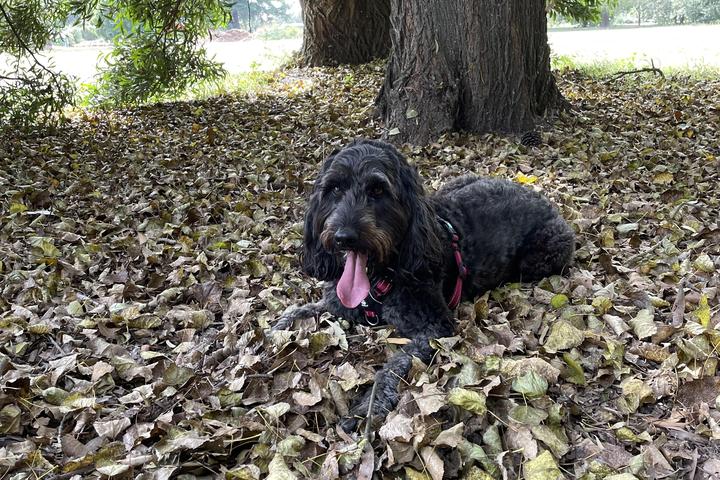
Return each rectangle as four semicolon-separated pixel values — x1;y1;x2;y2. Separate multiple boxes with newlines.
329;185;343;197
368;185;384;198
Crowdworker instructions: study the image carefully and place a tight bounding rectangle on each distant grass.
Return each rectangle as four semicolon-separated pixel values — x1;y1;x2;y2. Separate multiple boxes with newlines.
184;66;279;100
173;46;299;101
551;54;637;76
256;24;302;41
73;58;292;109
551;53;720;79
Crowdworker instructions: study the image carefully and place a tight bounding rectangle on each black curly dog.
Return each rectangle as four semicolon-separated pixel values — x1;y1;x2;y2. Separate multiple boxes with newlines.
275;139;574;430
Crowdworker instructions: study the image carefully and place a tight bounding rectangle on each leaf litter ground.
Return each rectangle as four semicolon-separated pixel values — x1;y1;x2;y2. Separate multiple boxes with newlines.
1;65;719;479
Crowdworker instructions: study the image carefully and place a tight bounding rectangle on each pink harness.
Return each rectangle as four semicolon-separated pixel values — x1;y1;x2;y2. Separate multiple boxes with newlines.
437;217;468;309
358;217;468;325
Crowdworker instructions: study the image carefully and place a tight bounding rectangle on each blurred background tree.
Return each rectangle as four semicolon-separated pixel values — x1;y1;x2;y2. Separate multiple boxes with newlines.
550;0;720;26
228;0;298;33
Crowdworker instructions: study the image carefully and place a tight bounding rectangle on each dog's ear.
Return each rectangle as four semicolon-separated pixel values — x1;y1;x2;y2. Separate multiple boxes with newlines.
387;147;443;283
300;152;341;281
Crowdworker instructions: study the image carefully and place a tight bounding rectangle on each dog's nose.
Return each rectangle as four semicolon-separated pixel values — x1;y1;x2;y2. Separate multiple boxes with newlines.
334;228;358;249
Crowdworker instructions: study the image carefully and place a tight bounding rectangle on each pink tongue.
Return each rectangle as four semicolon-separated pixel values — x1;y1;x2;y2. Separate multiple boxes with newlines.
337;251;370;308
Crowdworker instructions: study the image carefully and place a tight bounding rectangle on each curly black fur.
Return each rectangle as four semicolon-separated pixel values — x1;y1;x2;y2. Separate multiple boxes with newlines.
280;139;575;430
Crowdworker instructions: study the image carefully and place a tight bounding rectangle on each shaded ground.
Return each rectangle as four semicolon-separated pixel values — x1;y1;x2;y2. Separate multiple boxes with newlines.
1;66;720;479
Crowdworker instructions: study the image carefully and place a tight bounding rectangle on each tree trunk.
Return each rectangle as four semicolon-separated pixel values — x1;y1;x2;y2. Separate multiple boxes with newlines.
600;8;611;28
377;1;563;145
299;0;390;67
247;0;252;32
230;8;240;29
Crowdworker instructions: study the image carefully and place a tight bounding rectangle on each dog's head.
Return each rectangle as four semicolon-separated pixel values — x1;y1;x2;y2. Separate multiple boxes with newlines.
302;139;442;306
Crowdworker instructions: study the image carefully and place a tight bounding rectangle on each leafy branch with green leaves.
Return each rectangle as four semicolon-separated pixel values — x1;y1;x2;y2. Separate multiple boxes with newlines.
548;0;618;23
0;1;76;130
1;0;232;129
85;0;230;106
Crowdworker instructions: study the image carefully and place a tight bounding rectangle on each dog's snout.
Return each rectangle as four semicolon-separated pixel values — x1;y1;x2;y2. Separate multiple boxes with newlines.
334;228;359;249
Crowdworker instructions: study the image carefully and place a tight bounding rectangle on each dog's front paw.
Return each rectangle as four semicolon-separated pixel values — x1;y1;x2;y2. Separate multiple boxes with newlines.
339;385;398;432
271;313;294;331
270;301;326;331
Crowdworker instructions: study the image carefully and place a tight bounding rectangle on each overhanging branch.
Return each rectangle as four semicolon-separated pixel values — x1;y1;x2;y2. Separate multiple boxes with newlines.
0;2;57;78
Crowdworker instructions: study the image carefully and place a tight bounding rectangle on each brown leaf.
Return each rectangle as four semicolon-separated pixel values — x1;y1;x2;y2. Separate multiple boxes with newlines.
420;446;444;480
292;377;323;407
379;414;414;442
676;377;720;408
412;383;445;416
671;279;687;327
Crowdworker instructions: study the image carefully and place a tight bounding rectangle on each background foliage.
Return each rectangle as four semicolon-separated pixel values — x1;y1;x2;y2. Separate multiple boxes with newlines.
0;1;76;129
1;0;232;127
2;0;720;129
227;0;298;32
548;0;617;24
553;0;720;26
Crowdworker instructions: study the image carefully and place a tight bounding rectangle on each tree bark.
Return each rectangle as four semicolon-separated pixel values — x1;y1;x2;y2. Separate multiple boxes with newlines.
377;1;563;145
299;0;390;67
600;8;611;28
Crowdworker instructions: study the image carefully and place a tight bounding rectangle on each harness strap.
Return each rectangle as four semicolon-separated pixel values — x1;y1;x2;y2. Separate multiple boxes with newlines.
360;273;393;325
358;217;468;323
437;217;468;309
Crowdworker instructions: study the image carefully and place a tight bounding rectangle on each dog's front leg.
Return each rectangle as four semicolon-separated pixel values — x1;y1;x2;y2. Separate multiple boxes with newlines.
339;337;435;432
272;299;327;330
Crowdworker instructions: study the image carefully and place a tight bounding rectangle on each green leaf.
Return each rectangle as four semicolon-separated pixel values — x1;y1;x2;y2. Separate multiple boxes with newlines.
96;464;130;476
9;202;28;214
67;300;84;317
531;425;570;457
277;435;305;457
404;468;432;480
543;320;585;353
30;236;61;258
695;295;711;327
605;474;640;480
592;296;613;314
508;405;548;425
458;441;497;477
0;405;21;434
617;378;654;414
262;402;290;420
512;371;548;398
629;309;657;339
550;294;569;309
447;388;487;415
615;426;648;444
460;466;494;480
226;465;261;480
128;315;162;329
561;353;586;385
693;253;714;273
616;223;639;234
43;387;69;405
523;450;560;480
163;364;195;386
266;453;298;480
